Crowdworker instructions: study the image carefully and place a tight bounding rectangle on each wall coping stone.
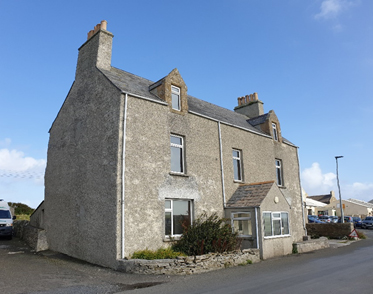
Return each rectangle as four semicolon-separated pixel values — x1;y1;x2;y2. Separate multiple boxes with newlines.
117;249;260;275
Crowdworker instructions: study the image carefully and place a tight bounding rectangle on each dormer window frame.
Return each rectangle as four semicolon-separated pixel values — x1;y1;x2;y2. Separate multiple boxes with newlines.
171;85;181;111
272;122;278;141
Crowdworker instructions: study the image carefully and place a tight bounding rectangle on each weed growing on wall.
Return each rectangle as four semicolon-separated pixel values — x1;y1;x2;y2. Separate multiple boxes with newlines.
172;212;239;256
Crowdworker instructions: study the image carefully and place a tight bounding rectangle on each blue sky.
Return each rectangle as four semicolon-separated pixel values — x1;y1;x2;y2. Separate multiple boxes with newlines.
1;0;372;208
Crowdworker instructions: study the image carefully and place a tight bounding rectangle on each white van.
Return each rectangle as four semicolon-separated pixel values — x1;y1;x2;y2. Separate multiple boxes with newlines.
0;199;16;240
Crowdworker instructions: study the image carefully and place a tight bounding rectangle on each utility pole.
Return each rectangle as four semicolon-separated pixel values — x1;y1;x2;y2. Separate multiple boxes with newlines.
335;156;344;223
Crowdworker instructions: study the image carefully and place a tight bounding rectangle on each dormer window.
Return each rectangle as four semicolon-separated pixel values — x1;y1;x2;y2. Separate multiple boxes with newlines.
272;123;278;141
171;85;181;111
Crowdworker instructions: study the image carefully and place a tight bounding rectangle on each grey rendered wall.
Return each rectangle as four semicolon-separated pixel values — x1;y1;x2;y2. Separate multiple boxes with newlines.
220;123;304;250
273;142;304;243
44;66;123;268
123;97;224;257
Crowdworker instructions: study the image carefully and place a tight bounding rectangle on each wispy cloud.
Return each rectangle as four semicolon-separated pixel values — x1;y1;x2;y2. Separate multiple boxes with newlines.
0;139;46;208
301;162;336;192
301;162;373;202
314;0;356;20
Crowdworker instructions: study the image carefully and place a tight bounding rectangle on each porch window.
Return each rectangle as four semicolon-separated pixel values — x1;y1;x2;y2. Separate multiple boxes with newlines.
231;212;252;237
263;211;289;237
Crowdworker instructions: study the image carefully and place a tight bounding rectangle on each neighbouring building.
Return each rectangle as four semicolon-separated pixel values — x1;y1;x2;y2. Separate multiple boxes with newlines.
326;198;373;218
38;21;306;269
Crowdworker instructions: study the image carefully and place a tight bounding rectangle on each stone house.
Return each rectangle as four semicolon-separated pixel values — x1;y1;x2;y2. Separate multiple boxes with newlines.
39;21;306;269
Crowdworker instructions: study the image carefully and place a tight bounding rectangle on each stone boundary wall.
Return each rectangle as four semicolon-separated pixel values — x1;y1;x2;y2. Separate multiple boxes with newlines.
293;237;329;253
306;223;354;239
117;249;260;275
13;220;49;252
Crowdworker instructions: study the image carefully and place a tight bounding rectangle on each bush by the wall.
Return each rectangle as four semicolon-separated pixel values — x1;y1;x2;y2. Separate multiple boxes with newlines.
172;212;239;256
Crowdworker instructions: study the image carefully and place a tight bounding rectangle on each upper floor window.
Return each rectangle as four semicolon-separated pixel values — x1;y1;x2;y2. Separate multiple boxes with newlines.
232;149;242;182
171;85;181;111
275;159;283;186
272;123;278;141
171;135;184;173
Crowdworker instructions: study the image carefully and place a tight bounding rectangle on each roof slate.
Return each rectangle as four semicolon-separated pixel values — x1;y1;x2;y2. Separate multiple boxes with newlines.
99;66;296;145
308;195;333;204
226;181;275;208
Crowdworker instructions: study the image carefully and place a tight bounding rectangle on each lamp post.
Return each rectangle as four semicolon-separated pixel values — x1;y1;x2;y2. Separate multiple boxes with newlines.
335;156;344;223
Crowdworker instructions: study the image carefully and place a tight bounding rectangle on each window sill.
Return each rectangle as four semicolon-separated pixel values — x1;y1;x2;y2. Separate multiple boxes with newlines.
233;180;244;184
163;236;181;242
169;172;189;178
264;234;291;240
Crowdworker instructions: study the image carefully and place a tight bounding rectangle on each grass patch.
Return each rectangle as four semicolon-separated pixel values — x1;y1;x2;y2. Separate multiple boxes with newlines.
15;214;31;221
131;248;186;260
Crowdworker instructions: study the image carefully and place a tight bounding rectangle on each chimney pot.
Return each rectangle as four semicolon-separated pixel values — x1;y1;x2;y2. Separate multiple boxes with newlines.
254;92;258;101
87;30;94;40
101;20;107;30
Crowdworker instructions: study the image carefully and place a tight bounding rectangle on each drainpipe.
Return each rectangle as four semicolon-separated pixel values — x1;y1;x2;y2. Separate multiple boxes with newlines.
255;207;259;250
121;93;128;259
296;148;307;236
218;122;226;207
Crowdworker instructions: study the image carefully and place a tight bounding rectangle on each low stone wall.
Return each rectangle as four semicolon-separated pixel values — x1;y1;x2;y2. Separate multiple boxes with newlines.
306;223;354;239
293;237;329;253
13;220;49;252
117;249;260;275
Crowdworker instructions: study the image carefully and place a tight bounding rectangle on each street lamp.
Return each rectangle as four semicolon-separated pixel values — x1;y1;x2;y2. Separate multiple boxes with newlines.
335;156;344;223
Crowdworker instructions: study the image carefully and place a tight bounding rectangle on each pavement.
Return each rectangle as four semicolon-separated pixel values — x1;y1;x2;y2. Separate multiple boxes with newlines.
328;238;360;248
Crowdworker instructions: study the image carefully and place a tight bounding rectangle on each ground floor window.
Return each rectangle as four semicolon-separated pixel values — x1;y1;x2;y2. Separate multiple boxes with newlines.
231;212;252;237
165;199;192;237
263;212;289;237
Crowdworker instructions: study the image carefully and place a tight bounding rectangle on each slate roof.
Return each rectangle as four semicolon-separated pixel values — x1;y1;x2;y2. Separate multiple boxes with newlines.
247;113;269;126
226;181;275;208
308;194;333;204
99;66;296;145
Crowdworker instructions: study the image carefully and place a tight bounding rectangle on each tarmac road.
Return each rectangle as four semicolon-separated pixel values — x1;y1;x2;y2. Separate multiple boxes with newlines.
1;229;373;294
0;237;170;294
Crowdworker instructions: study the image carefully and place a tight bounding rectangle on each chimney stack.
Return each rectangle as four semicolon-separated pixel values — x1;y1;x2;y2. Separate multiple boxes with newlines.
234;92;264;118
87;20;108;40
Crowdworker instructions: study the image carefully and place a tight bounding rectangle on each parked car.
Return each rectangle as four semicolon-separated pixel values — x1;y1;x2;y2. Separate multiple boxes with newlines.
352;217;362;228
331;216;339;223
308;215;323;223
362;216;373;229
318;215;333;223
337;216;354;223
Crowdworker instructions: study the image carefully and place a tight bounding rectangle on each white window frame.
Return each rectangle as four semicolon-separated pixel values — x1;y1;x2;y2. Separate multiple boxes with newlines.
165;199;193;238
275;159;283;186
272;123;278;141
171;85;181;111
231;212;252;237
263;211;290;238
232;149;243;182
170;134;184;174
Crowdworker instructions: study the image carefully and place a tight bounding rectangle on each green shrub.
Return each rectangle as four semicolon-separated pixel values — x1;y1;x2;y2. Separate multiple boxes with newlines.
131;248;185;260
172;212;240;256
